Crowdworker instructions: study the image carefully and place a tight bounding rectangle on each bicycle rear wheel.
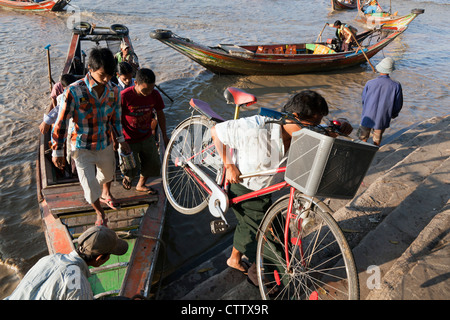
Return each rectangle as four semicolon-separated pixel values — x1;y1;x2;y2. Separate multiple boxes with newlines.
256;192;359;300
162;116;223;214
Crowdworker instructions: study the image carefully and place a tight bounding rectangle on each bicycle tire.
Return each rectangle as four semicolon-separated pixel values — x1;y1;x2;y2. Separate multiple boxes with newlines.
256;192;359;300
162;116;223;215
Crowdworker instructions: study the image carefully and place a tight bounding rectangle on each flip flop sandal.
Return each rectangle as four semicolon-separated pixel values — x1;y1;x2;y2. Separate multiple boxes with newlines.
122;178;132;190
100;197;119;210
136;186;158;195
246;263;259;287
228;259;251;274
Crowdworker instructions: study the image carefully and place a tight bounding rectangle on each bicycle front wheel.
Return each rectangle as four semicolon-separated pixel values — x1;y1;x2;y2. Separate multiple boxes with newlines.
162;116;223;215
256;192;359;300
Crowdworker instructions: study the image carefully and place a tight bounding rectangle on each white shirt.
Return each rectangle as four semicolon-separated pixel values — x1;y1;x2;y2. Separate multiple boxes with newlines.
214;115;285;191
5;251;93;300
117;77;135;91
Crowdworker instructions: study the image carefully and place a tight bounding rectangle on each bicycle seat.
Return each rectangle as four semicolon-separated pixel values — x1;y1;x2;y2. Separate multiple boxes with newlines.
190;98;225;122
224;87;257;107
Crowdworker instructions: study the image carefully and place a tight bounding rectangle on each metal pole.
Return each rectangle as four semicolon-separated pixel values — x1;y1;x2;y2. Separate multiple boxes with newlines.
44;44;54;92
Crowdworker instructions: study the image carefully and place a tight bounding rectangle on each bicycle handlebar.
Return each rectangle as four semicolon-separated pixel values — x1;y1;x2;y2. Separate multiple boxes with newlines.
259;107;346;137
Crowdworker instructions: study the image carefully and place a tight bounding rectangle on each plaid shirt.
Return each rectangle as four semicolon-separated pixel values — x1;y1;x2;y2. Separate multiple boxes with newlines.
52;73;124;157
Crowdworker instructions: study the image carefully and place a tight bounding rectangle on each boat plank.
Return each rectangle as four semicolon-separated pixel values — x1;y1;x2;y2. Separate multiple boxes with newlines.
42;180;158;217
120;180;165;298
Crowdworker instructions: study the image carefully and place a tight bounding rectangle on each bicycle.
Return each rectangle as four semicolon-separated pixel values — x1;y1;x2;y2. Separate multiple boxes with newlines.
162;87;375;300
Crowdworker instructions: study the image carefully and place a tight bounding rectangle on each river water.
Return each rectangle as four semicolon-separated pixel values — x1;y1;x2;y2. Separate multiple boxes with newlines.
0;0;448;298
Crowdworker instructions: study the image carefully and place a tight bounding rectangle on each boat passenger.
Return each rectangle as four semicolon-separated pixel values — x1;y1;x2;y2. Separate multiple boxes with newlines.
329;20;357;52
48;74;72;113
4;226;128;300
364;0;382;14
115;41;139;77
357;57;403;146
120;68;169;193
51;48;131;226
115;61;135;90
39;74;77;134
210;90;353;285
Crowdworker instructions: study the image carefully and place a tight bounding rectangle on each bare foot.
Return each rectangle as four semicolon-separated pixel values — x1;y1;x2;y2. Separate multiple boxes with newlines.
227;258;248;272
227;247;248;272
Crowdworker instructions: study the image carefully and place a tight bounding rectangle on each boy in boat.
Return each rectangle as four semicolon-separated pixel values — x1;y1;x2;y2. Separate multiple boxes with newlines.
358;57;403;146
120;68;169;193
114;61;135;90
210;90;353;283
39;74;78;134
5;226;128;300
51;47;131;227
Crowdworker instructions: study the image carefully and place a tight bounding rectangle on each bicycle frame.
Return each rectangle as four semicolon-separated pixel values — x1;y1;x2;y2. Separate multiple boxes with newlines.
177;87;314;266
183;153;308;268
164;87;360;299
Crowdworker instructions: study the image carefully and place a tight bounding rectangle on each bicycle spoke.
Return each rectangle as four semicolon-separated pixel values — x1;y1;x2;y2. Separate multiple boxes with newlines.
162;116;223;215
256;192;359;300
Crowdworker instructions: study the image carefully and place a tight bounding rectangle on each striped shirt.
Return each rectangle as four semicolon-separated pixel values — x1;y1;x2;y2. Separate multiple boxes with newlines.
52;73;125;157
4;251;93;300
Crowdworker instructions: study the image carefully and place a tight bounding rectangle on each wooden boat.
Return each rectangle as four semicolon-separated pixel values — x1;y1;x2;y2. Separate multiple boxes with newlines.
356;0;424;29
37;22;167;299
0;0;70;12
150;23;409;76
331;0;357;11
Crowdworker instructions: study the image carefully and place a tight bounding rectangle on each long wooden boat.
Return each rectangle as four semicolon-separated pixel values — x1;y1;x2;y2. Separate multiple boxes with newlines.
0;0;70;11
331;0;357;11
356;0;424;29
150;23;410;76
36;22;167;299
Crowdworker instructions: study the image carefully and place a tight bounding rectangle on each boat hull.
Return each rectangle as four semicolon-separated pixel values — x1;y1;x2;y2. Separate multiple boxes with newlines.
356;0;424;29
331;0;357;11
151;27;406;76
37;24;166;299
0;0;69;12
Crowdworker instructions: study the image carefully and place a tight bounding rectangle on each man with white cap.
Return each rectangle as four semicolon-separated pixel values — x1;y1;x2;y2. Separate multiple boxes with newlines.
358;57;403;146
115;41;139;77
4;226;128;300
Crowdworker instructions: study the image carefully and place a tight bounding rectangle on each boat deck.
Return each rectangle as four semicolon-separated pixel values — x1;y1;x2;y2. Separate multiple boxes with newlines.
42;177;159;217
38;137;166;298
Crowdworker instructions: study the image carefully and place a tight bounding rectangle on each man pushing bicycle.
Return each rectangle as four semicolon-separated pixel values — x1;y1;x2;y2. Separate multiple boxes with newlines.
210;90;353;285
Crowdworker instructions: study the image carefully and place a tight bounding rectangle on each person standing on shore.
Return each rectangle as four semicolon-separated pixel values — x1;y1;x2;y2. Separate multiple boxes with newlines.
357;57;403;146
210;90;353;283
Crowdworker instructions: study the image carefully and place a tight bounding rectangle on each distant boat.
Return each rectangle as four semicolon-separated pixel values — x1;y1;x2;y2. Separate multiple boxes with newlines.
150;22;412;76
331;0;357;11
356;0;424;29
0;0;70;12
37;22;167;299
